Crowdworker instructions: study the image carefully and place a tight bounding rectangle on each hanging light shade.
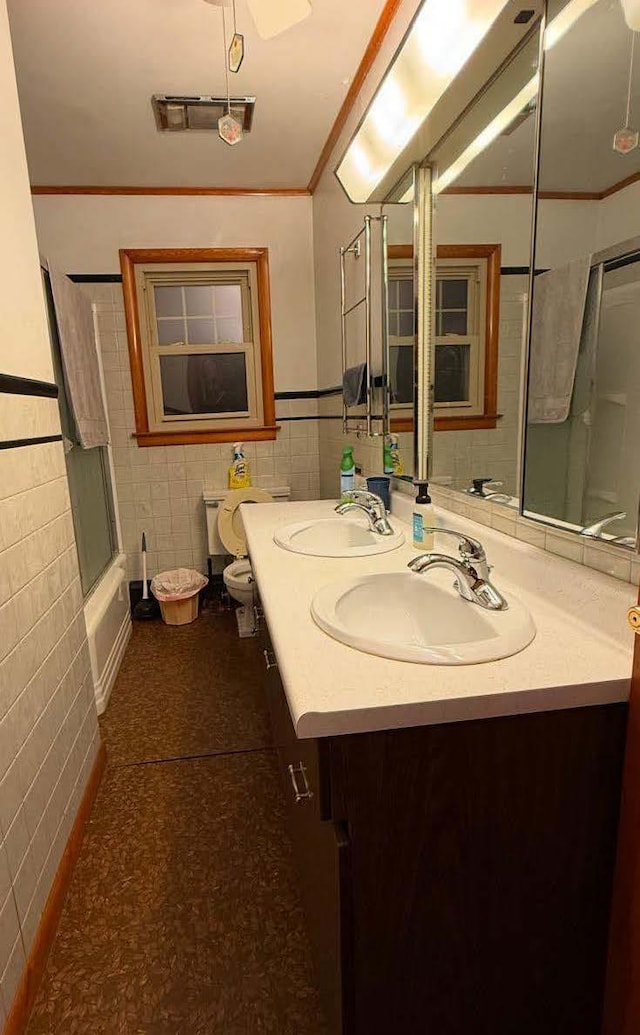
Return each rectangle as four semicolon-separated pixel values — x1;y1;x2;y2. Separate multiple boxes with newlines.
620;0;640;30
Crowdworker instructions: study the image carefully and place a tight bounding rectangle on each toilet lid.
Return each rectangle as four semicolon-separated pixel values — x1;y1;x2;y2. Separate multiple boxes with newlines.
218;487;275;557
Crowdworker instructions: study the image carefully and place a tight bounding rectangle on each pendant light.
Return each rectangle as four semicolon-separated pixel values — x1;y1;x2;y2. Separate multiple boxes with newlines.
613;30;639;154
228;0;245;73
218;4;243;145
620;0;640;31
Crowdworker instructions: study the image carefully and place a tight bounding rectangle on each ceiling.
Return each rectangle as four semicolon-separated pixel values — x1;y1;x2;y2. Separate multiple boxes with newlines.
6;0;387;188
452;0;640;194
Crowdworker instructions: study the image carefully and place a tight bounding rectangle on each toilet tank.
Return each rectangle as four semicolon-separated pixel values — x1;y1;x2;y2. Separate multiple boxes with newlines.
203;485;291;556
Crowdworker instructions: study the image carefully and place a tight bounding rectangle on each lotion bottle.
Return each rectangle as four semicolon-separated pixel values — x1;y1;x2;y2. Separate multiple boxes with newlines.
412;482;435;550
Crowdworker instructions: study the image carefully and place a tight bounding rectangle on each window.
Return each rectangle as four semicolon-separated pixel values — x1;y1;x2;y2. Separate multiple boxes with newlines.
388;244;501;433
388;264;415;407
434;245;500;430
120;248;276;446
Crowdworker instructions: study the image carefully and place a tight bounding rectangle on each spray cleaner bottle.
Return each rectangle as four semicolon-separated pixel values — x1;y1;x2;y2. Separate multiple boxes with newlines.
229;443;251;489
340;446;356;498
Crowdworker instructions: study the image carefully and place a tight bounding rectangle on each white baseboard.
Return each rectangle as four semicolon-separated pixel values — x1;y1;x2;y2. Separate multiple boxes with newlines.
93;610;132;715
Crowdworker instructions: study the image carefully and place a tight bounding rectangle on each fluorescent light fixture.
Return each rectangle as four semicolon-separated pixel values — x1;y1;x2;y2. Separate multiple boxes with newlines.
544;0;598;49
433;76;538;193
432;0;597;195
336;0;512;203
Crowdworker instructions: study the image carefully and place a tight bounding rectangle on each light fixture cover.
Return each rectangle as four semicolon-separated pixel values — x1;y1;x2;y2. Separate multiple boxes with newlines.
229;32;245;72
335;0;512;203
613;126;639;153
620;0;640;29
218;112;243;145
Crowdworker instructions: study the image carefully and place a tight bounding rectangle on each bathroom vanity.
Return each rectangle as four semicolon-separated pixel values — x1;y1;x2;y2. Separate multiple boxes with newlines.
243;499;634;1035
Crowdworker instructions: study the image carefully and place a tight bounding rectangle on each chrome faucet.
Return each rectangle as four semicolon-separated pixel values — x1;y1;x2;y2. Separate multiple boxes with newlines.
580;511;627;539
335;489;394;536
408;552;508;611
420;526;491;580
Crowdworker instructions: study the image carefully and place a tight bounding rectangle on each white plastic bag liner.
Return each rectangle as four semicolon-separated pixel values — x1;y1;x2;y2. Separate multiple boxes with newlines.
151;568;208;602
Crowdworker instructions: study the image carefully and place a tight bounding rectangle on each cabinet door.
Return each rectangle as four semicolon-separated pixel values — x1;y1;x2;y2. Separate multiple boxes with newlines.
260;636;351;1035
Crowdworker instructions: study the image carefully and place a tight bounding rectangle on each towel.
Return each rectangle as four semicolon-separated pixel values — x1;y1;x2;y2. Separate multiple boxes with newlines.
528;256;591;424
49;266;109;448
343;362;367;406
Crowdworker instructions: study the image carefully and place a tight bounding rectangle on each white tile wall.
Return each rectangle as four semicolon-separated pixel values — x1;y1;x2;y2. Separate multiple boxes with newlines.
0;436;100;1017
431;483;640;586
84;283;321;580
318;393;414;499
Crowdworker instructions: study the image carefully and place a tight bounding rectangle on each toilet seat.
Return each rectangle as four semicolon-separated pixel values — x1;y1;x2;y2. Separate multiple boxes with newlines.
224;558;253;591
218;487;275;557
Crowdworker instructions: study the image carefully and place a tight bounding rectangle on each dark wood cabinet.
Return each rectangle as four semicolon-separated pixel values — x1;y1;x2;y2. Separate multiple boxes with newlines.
259;619;627;1035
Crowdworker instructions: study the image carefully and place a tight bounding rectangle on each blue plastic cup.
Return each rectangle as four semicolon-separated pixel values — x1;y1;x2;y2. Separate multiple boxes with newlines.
366;476;391;511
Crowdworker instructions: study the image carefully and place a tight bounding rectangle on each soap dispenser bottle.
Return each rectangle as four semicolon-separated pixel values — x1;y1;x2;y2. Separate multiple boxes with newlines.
412;482;435;550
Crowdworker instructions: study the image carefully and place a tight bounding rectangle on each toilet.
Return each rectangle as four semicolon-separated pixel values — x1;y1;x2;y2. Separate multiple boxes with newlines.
204;485;291;636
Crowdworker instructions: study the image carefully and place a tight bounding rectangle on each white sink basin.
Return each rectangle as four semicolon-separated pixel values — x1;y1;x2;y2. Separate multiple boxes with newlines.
311;571;536;665
274;517;405;557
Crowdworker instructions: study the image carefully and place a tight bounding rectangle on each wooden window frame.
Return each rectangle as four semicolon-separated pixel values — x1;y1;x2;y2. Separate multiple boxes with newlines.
388;243;501;434
120;247;276;446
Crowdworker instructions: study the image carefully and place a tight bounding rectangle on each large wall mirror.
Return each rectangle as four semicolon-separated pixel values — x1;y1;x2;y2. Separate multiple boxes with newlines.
523;0;640;549
426;18;542;505
384;167;417;479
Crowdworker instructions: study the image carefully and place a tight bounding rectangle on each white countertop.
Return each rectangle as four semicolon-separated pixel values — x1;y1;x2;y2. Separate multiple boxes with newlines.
242;497;635;738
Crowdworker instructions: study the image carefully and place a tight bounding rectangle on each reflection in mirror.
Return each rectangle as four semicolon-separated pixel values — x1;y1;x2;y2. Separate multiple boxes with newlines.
383;168;416;479
523;0;640;549
427;22;542;507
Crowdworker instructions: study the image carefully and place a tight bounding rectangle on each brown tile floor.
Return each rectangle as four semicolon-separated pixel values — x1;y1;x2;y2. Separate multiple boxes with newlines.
26;608;325;1034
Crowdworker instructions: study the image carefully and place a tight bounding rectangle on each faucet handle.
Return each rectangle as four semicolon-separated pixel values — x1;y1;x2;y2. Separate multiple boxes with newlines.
421;526;485;561
342;489;386;512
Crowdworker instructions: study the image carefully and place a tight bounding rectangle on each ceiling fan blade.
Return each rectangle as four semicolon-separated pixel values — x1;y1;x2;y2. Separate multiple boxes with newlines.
246;0;312;39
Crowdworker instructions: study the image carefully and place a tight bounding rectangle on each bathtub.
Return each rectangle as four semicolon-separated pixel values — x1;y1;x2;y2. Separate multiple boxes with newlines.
84;552;131;714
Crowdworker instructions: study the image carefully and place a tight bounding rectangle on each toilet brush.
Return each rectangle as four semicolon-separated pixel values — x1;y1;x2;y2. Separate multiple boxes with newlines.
133;532;157;620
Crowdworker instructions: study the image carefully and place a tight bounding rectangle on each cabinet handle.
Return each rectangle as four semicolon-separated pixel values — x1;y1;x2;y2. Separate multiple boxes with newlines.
254;604;263;630
288;762;314;803
263;648;277;670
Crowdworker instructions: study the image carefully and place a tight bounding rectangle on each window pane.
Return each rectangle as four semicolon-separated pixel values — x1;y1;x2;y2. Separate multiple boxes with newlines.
390;345;413;404
441;311;468;335
216;316;244;343
186;318;217;344
214;284;243;318
184;285;215;316
154;286;183;318
397;311;414;337
441;278;468;309
160;353;248;414
397;277;413;309
435;343;471;403
157;318;185;345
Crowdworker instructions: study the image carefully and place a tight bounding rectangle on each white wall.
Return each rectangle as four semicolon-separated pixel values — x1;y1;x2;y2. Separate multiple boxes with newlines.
32;194;318;392
436;193;600;268
0;2;100;1022
595;179;640;253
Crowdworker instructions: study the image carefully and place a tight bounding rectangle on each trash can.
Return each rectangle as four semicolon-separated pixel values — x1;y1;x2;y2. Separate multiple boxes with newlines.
150;568;208;626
